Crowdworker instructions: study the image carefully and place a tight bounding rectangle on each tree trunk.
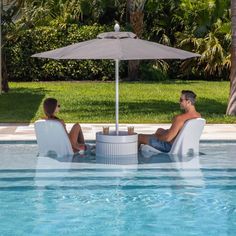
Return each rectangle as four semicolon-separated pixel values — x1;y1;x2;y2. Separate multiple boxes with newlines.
226;0;236;115
128;10;144;80
130;11;144;37
1;54;10;93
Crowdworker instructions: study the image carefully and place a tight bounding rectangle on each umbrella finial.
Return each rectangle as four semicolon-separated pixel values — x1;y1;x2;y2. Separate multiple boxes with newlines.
114;21;120;32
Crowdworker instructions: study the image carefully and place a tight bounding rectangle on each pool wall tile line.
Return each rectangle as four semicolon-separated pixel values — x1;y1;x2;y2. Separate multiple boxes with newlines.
0;123;236;141
1;139;236;144
0;185;236;191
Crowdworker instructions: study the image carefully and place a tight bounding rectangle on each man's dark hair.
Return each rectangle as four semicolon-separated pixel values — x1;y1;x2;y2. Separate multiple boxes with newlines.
181;90;197;105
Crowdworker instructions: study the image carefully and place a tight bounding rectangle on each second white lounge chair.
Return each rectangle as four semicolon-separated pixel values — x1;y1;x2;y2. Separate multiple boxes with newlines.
141;118;206;156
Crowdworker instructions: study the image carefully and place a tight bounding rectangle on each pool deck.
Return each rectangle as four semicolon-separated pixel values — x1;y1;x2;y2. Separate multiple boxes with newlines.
0;123;236;141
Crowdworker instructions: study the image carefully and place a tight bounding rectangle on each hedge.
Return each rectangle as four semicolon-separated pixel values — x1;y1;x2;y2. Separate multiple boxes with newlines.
5;23;127;81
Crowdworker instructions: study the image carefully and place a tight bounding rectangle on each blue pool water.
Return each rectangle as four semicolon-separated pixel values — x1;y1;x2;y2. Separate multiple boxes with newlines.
0;142;236;236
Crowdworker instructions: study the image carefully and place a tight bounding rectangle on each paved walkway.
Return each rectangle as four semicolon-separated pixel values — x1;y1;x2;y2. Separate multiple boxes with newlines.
0;123;236;141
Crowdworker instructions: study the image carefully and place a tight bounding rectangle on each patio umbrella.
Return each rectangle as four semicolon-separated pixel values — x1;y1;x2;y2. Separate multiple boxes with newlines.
32;28;200;135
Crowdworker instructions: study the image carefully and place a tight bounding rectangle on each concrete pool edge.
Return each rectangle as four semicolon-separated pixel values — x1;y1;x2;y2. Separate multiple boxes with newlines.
1;123;236;141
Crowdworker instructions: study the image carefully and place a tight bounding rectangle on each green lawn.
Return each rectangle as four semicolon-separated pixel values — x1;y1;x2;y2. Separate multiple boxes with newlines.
0;81;235;123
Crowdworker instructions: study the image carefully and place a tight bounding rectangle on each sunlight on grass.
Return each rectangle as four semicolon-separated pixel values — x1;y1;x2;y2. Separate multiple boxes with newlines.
0;81;235;123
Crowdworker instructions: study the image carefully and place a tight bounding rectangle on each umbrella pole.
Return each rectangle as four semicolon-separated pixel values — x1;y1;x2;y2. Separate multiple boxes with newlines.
115;59;119;135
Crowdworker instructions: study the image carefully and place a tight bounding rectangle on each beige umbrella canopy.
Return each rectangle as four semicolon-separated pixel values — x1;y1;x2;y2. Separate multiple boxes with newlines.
32;29;200;134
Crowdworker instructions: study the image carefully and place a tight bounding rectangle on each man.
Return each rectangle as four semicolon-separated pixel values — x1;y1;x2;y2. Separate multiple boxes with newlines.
138;90;201;152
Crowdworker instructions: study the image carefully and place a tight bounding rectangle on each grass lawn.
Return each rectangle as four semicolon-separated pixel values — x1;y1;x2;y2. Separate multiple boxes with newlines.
0;81;235;123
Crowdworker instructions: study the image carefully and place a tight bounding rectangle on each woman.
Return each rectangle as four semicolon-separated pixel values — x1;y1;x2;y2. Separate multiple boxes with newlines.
43;98;85;152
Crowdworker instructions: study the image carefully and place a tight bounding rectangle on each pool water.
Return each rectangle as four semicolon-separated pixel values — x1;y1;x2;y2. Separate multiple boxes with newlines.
0;142;236;236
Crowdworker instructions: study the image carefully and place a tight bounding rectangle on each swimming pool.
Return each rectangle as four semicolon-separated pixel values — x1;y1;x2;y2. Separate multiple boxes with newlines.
0;142;236;235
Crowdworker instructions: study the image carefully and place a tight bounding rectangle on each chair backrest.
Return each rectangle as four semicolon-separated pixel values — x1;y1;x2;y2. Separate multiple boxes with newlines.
170;118;206;156
34;119;73;157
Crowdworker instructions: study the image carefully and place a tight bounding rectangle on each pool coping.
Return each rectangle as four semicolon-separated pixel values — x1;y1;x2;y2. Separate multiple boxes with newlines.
1;123;236;141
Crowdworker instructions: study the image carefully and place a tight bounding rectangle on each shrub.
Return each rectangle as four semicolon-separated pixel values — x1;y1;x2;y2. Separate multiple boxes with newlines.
5;23;125;81
140;62;169;81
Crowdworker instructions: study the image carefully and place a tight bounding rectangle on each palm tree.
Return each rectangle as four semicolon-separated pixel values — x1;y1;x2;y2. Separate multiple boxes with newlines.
178;21;231;79
1;0;12;93
127;0;147;80
128;0;146;37
1;0;29;93
176;0;231;79
226;0;236;115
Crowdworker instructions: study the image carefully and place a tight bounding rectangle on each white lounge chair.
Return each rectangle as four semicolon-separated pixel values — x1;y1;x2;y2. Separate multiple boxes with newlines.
141;118;206;156
34;119;74;157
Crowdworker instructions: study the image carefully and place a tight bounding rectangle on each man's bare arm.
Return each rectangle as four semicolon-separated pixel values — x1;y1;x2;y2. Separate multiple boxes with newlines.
155;116;184;142
155;128;168;136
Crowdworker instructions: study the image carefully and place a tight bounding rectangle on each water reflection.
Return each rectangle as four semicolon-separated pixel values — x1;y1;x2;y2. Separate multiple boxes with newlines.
44;150;202;168
40;146;204;187
139;152;204;186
